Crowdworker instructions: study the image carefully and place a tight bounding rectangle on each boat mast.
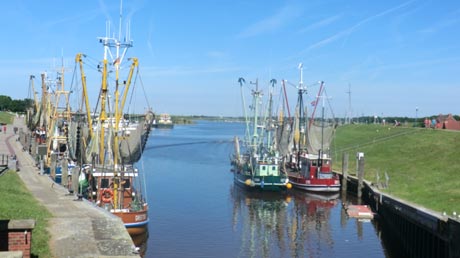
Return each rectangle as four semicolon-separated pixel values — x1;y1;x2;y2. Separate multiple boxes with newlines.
95;0;134;209
295;63;306;152
29;75;39;111
238;77;251;146
267;79;276;152
309;81;324;129
75;53;94;139
250;79;261;155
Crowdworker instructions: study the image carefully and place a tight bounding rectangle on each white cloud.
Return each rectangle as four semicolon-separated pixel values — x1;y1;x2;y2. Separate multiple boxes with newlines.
142;65;242;77
299;14;342;33
301;0;416;53
237;4;302;38
419;8;460;34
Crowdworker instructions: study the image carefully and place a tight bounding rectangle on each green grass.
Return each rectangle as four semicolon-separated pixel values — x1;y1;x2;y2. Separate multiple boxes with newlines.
0;111;14;124
0;170;52;257
331;124;460;214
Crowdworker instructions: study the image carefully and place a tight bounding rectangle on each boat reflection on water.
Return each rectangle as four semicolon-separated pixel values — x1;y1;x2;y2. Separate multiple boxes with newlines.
130;230;149;257
230;185;339;257
230;185;291;258
288;190;339;257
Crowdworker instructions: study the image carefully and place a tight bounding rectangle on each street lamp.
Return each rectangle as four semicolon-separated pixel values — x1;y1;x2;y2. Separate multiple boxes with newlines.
415;107;419;127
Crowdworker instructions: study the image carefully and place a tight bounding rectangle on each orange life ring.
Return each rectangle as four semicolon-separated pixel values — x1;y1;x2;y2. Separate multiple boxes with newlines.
101;188;113;203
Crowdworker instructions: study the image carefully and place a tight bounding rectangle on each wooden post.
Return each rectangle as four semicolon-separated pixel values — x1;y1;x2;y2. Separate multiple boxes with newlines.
342;153;348;193
357;155;365;200
62;159;68;187
71;166;80;195
50;154;56;179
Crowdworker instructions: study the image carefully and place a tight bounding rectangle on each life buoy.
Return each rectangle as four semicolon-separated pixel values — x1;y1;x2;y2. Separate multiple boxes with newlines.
101;189;113;203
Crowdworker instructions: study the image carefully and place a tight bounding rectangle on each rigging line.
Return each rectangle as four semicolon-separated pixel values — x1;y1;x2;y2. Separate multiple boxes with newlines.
126;66;138;115
144;139;233;150
323;88;336;120
69;62;77;93
135;115;148;201
137;68;151;109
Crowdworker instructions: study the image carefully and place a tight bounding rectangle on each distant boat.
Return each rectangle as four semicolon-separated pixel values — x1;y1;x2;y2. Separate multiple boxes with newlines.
231;78;291;192
284;65;340;193
153;113;174;129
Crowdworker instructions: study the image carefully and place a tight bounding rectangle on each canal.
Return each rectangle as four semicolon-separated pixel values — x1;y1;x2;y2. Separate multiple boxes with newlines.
141;120;393;257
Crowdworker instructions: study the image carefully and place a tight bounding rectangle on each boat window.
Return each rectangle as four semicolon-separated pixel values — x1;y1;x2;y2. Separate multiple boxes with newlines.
101;178;109;188
261;165;266;171
271;166;277;171
123;179;130;188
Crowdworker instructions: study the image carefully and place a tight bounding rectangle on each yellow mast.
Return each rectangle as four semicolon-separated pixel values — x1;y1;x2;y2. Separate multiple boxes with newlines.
29;75;39;111
112;58;120;209
44;65;73;168
75;53;94;139
99;59;108;165
112;57;138;208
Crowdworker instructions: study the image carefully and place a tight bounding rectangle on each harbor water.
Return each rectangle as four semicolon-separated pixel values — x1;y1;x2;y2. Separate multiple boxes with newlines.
142;121;392;258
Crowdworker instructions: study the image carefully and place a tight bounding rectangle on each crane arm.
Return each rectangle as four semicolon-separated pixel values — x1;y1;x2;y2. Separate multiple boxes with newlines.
75;53;94;138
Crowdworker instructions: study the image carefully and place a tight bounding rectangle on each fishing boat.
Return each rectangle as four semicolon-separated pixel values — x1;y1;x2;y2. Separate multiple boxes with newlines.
73;9;153;235
285;64;340;192
26;69;75;188
152;113;174;129
231;78;291;191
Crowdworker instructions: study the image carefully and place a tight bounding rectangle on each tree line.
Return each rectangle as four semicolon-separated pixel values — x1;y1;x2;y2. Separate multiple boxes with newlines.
0;95;33;113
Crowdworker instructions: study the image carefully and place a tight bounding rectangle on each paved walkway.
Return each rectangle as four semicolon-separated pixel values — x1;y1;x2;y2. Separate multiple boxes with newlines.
1;116;139;258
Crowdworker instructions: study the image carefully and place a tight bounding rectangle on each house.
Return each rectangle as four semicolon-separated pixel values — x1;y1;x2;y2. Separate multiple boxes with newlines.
435;114;460;130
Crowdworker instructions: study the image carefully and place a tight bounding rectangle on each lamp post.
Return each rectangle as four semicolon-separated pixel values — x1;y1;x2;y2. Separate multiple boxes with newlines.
415;107;418;127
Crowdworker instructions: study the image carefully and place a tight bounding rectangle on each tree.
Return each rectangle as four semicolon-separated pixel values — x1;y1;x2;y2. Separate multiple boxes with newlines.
0;95;12;111
0;95;33;112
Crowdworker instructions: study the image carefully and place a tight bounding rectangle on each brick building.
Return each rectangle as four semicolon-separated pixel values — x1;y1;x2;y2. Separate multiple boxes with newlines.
435;114;460;130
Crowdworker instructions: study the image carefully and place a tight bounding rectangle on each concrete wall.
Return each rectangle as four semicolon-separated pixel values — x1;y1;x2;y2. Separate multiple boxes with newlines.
341;174;460;258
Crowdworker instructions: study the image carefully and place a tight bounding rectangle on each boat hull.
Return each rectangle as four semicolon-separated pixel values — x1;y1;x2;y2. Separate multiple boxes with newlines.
234;172;288;192
112;207;149;236
288;172;340;193
153;123;174;129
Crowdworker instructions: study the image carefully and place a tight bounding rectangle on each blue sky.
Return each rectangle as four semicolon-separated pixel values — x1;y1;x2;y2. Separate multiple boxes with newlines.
0;0;459;118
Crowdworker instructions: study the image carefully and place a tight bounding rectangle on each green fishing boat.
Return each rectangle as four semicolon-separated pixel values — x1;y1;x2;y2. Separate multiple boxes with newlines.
231;78;292;191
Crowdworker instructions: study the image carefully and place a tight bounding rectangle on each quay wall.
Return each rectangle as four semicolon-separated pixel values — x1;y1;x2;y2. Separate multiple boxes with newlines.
341;174;460;258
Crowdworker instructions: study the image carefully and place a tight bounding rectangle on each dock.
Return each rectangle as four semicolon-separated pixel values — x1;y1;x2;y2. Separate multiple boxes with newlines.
344;204;374;219
0;117;140;258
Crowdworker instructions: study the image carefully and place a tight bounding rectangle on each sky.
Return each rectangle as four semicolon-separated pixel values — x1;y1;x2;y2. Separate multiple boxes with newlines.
0;0;459;118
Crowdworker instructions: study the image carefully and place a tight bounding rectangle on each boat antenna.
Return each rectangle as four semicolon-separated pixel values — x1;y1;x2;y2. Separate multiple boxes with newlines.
238;77;250;144
267;79;277;151
250;79;261;152
119;0;123;42
346;83;352;124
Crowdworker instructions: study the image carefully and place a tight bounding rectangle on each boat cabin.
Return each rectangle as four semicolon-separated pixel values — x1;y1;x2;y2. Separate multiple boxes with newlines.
299;153;333;179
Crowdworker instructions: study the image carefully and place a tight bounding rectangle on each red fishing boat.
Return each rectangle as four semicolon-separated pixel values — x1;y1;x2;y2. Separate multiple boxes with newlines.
284;64;340;193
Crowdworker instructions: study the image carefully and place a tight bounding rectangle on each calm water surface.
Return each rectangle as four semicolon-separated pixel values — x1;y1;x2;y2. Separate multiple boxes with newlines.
141;121;391;258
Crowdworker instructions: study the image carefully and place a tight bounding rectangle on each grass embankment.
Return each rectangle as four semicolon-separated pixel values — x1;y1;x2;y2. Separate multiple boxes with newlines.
0;171;52;257
0;111;14;124
332;124;460;214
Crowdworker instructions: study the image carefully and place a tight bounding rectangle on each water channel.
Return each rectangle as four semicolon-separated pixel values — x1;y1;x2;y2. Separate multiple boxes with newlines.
141;121;393;257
